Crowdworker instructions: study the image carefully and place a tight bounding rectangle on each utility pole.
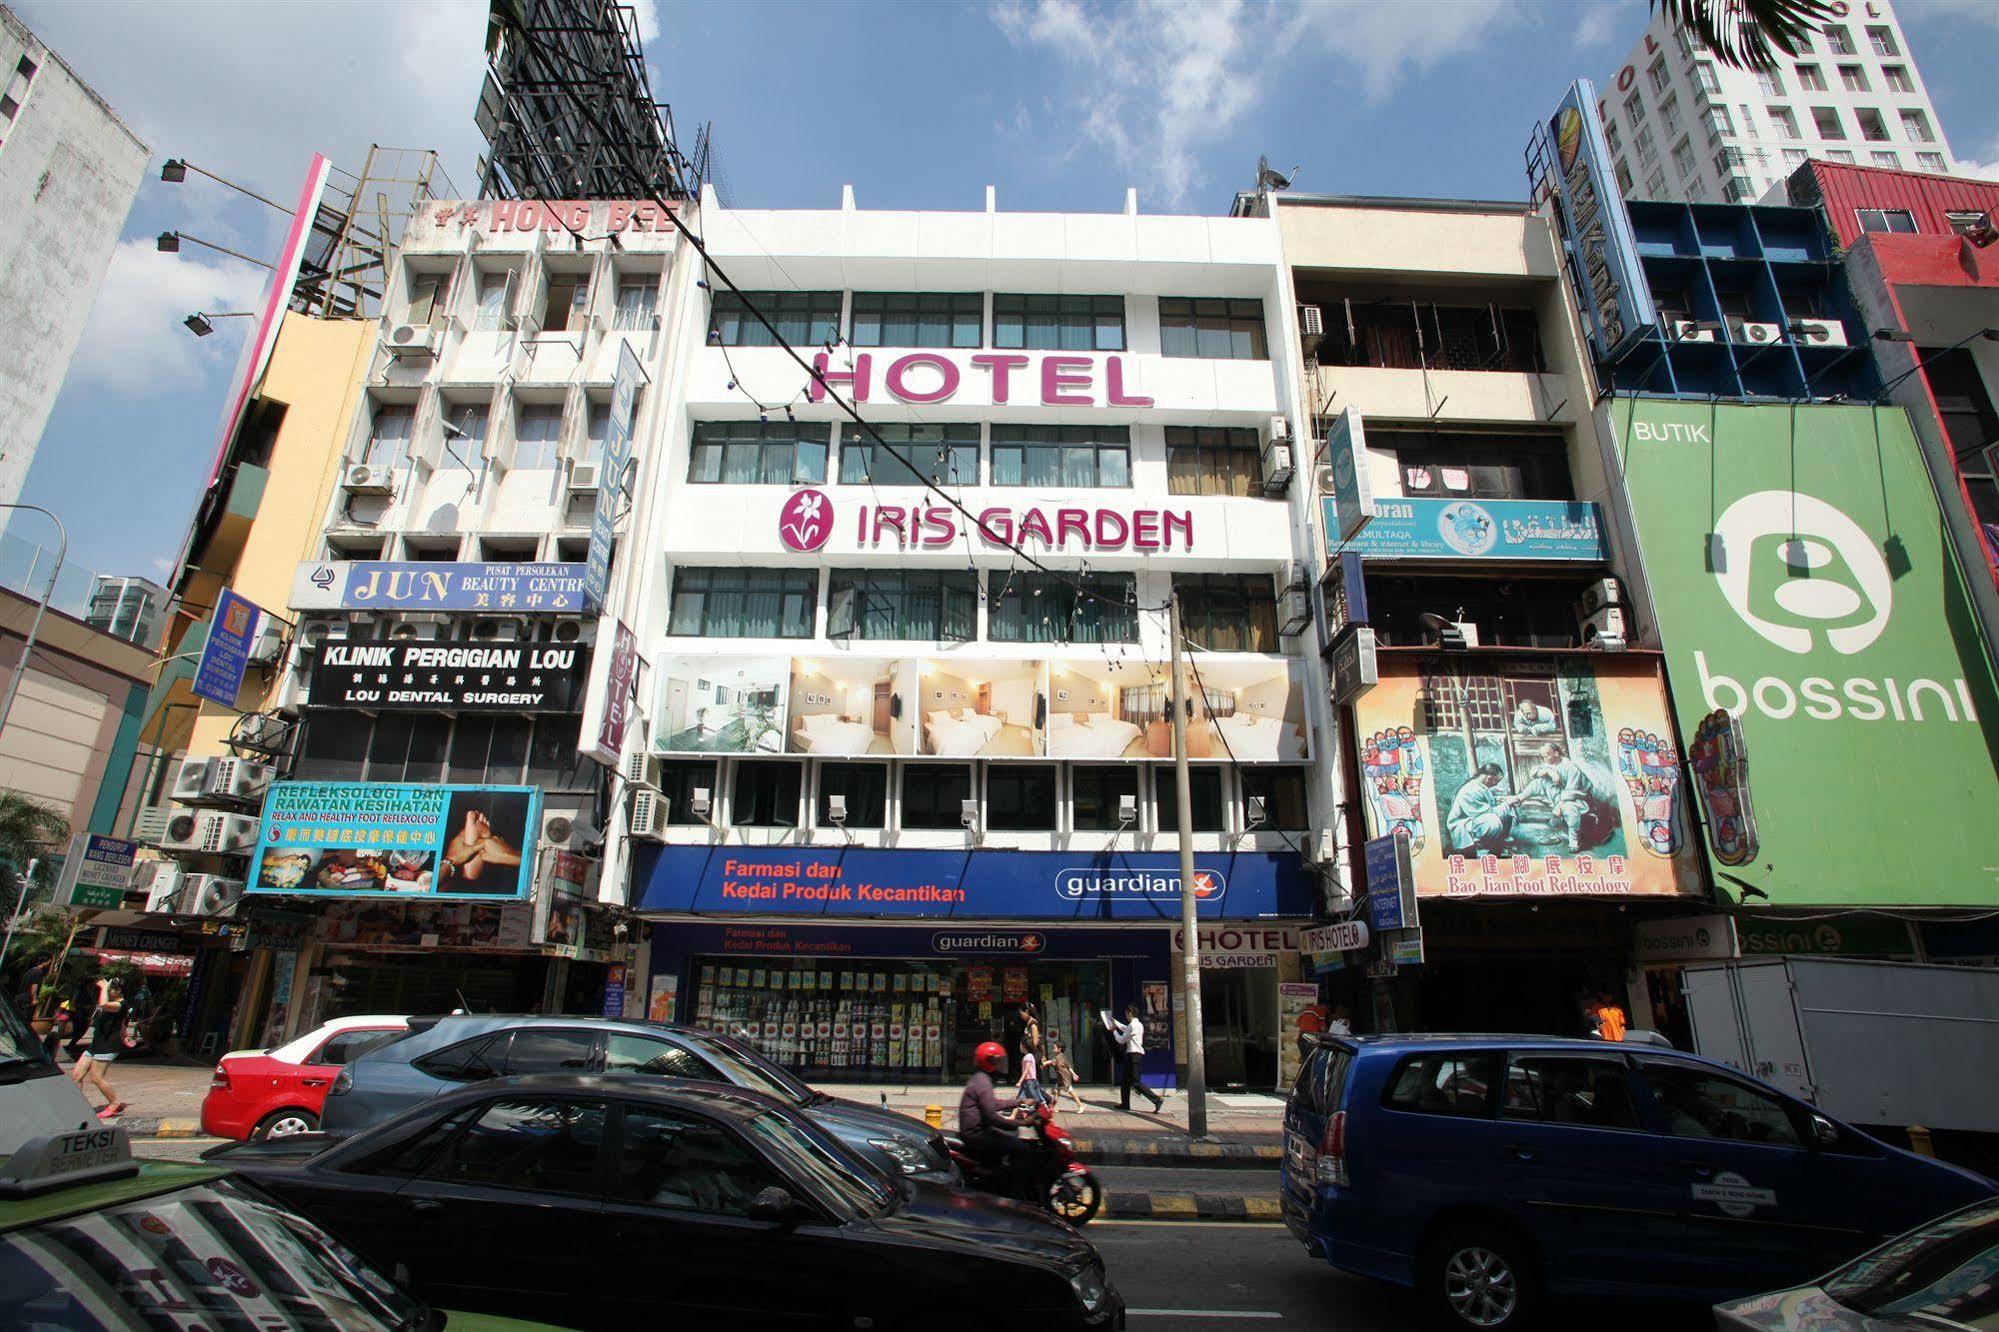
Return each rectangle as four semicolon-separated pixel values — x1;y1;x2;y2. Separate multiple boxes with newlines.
1168;592;1209;1139
0;504;67;739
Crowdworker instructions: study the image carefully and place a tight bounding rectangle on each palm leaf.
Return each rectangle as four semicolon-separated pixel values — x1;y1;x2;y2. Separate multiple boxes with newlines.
1653;0;1840;71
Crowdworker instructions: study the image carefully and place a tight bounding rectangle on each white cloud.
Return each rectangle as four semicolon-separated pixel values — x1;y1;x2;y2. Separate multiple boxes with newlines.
993;0;1524;206
1573;1;1621;49
66;240;266;395
1901;0;1999;29
630;0;662;46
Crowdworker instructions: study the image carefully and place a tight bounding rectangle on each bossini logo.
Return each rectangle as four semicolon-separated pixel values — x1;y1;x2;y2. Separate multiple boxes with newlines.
1055;868;1225;901
1697;489;1976;724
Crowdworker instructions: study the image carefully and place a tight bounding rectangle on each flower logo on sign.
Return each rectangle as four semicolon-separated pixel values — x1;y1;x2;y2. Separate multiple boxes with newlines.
780;489;833;553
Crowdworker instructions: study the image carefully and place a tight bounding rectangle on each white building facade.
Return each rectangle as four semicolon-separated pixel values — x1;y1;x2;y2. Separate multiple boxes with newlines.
1598;0;1955;205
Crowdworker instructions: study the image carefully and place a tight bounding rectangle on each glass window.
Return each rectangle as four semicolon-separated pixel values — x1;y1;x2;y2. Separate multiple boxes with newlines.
1166;425;1263;496
445;715;526;785
839;422;979;485
1825;149;1856;164
503;1029;597;1075
986;764;1056;831
612;1107;780;1213
733;761;802;827
297;713;369;782
1796;63;1826;91
513;403;564;469
1672;137;1697;178
1824;23;1854;54
668;568;816;639
474;271;512;330
423;1097;607;1195
613;277;657;331
1867;25;1898;56
314;1027;402;1066
1184;767;1225;832
1501;1056;1641;1129
709;290;841;347
1883;65;1912;93
527;716;591;792
1173;573;1277;652
986;570;1137;644
1158;297;1268;360
1603;119;1622;156
1635;123;1657;163
1647;56;1669;93
540;271;590;332
1812;106;1846;139
1646;168;1668;198
850;292;983;348
1871;151;1902;169
414;1035;505;1082
1705;104;1734;139
1783;148;1810;169
1859;208;1919;234
406;273;447;327
1901;109;1935;143
818;762;888;828
1072;765;1139;831
992;293;1124;351
1694;60;1720;93
365;404;414;469
658;760;718;825
1918;152;1948;172
688;421;828;485
443;402;488;460
1755;69;1784;98
1623;90;1645;126
1660;93;1681;137
1856;108;1890;142
1824;1199;1999;1323
989;424;1130;487
1770;106;1801;139
1838;64;1868;92
603;1034;718;1079
827;569;976;642
581;401;612;467
1715;146;1747;176
1384;1051;1499;1117
901;764;972;829
1639;1063;1802;1145
1240;768;1308;831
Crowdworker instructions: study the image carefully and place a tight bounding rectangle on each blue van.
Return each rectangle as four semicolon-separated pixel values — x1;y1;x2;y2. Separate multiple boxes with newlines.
1281;1034;1994;1330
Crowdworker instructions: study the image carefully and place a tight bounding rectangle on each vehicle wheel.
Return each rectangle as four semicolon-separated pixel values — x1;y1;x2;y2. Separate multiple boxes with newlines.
1047;1169;1102;1224
1421;1224;1535;1331
255;1108;319;1140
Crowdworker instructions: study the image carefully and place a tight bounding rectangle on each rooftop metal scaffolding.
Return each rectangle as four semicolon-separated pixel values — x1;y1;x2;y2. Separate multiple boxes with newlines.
293;147;457;322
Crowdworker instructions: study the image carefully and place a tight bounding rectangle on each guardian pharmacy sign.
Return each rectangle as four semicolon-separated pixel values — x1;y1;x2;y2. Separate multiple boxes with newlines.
1613;397;1999;906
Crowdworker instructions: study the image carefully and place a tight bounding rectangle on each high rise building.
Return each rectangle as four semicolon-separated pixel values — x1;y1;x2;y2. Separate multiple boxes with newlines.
1597;0;1954;205
0;5;147;513
85;573;167;646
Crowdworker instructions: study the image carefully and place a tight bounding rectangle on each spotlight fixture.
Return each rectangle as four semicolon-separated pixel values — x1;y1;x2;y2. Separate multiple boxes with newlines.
160;158;188;183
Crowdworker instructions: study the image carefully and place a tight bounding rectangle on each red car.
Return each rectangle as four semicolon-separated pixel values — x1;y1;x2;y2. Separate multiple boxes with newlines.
201;1014;408;1140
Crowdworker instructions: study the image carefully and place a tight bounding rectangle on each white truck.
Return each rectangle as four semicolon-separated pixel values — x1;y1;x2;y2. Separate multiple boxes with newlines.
1682;956;1999;1134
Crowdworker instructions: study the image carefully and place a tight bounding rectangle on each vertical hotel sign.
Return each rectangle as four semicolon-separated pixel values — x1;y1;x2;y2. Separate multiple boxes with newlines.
1538;80;1654;361
584;342;643;611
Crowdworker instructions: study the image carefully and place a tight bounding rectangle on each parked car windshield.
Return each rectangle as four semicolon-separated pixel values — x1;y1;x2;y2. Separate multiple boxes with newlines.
679;1030;814;1106
1;991;52;1081
742;1111;896;1218
0;1177;428;1330
1824;1199;1999;1324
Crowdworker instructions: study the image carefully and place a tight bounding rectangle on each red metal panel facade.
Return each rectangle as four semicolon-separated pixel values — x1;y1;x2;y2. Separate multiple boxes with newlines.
1794;160;1999;249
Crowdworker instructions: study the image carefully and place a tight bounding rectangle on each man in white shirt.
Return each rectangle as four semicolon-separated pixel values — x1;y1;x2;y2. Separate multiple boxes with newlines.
1107;1005;1163;1113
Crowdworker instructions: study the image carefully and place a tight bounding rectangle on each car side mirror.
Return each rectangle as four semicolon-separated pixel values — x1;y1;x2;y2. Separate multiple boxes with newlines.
1809;1114;1840;1148
747;1186;796;1224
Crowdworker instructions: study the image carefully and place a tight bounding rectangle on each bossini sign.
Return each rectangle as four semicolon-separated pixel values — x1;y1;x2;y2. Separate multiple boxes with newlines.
1612;398;1999;906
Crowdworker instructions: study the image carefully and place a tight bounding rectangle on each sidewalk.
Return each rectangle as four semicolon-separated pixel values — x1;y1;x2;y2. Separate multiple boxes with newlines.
57;1056;212;1137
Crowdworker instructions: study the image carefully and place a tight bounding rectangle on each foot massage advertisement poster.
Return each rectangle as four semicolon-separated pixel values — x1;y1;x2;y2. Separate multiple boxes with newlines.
1351;656;1700;898
247;782;542;900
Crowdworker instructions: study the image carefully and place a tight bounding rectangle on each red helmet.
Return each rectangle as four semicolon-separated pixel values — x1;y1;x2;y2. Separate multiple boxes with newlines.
974;1041;1007;1075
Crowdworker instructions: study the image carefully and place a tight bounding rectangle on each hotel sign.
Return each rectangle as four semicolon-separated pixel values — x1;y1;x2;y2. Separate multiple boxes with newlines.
807;351;1154;408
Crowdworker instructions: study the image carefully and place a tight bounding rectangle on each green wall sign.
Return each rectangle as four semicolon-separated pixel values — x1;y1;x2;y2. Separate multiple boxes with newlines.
1614;398;1999;907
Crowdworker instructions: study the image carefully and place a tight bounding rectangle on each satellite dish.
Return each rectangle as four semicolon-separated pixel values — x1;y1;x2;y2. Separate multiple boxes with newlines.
1256;155;1299;192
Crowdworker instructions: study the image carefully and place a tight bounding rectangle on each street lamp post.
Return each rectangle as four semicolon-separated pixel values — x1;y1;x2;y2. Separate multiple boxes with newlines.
0;503;67;738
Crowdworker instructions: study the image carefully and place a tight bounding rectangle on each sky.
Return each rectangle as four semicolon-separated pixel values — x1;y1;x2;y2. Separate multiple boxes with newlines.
11;0;1999;601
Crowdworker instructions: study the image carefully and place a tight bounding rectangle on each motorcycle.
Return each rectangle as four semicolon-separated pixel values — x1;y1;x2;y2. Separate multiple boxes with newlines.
947;1100;1103;1225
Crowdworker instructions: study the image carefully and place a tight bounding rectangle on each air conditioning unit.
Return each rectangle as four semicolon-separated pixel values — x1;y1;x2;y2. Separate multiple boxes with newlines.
184;874;246;916
1669;319;1716;343
622;749;661;788
198;812;260;856
1296;303;1325;351
1261;440;1295;495
1279;579;1313;638
248;619;286;665
343;463;396;496
133;861;183;913
1730;318;1784;345
388;618;446;642
628;788;668;841
1581;606;1631;650
231;712;290;753
1267;415;1291;443
299;619;351;650
471;617;526;643
385;324;442;359
567;462;602;494
551;619;591;645
541;808;599;850
1791;318;1848;348
1315;464;1339;495
171;758;215;804
131;805;173;847
1309;828;1337;867
204;758;276;805
1579;576;1624;618
158;807;206;854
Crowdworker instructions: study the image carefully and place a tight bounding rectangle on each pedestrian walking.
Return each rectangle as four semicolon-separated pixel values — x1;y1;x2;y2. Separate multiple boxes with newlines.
71;982;128;1118
1016;1034;1049;1108
1045;1035;1087;1114
1106;1004;1162;1113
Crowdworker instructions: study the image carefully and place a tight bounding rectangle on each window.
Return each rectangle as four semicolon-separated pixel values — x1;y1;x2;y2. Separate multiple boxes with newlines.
1635;123;1657;163
1795;63;1825;91
1384;1051;1498;1117
1715;146;1746;176
1674;26;1698;58
613;277;657;331
512;403;563;469
364;714;449;784
1240;768;1308;832
1694;60;1720;93
1722;175;1756;203
0;93;17;119
901;764;972;829
1623;90;1645;126
992;294;1124;351
986;571;1136;644
1183;767;1225;832
1856;108;1890;142
1173;573;1277;652
709;290;841;347
827;569;976;642
1603;119;1622;155
1158;297;1268;359
850;292;982;348
503;1030;598;1075
1783;148;1810;169
1501;1056;1641;1130
15;54;36;79
1838;64;1868;93
314;1028;402;1066
580;400;612;467
1314;298;1544;372
1647;56;1669;93
1770;106;1801;139
443;402;488;459
1705;104;1734;140
1385;431;1570;501
1639;1063;1802;1145
424;1098;606;1195
1824;23;1853;54
1825;149;1856;164
1868;23;1898;56
415;1036;507;1082
688;421;829;485
1871;151;1902;169
602;1035;717;1079
1883;64;1912;93
1812;106;1846;139
405;273;448;327
668;568;816;638
986;764;1056;831
1659;94;1681;137
1754;68;1784;97
364;403;414;469
989;424;1129;487
1646;168;1669;198
613;1107;779;1214
445;715;530;785
733;761;802;827
540;271;590;332
818;762;887;828
1166;426;1262;497
1615;159;1635;194
1918;152;1948;173
657;760;717;825
839;422;978;485
1858;208;1919;234
1673;137;1698;178
474;271;512;330
1072;766;1139;831
1901;109;1935;143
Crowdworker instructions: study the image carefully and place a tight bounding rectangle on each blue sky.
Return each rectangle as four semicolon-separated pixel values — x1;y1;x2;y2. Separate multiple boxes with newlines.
13;0;1999;601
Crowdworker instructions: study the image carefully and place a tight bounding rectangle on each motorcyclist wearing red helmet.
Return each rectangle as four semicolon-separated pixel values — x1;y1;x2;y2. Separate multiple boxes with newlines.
959;1040;1027;1190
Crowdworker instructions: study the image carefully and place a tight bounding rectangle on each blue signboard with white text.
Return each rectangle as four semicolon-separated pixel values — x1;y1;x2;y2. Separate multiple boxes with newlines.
247;781;542;901
289;561;588;613
193;588;262;707
1365;836;1406;932
1326;497;1607;562
634;846;1317;921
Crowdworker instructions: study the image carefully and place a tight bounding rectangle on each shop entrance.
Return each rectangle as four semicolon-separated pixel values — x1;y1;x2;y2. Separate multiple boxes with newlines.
1199;968;1279;1089
317;952;545;1019
948;960;1111;1085
1413;956;1623;1037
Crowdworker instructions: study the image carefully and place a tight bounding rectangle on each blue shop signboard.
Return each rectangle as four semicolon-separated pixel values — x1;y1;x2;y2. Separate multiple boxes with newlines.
1327;497;1606;562
289;561;589;613
633;846;1317;921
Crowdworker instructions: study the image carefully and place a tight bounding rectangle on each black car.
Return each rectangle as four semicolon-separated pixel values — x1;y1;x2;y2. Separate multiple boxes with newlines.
216;1074;1123;1331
